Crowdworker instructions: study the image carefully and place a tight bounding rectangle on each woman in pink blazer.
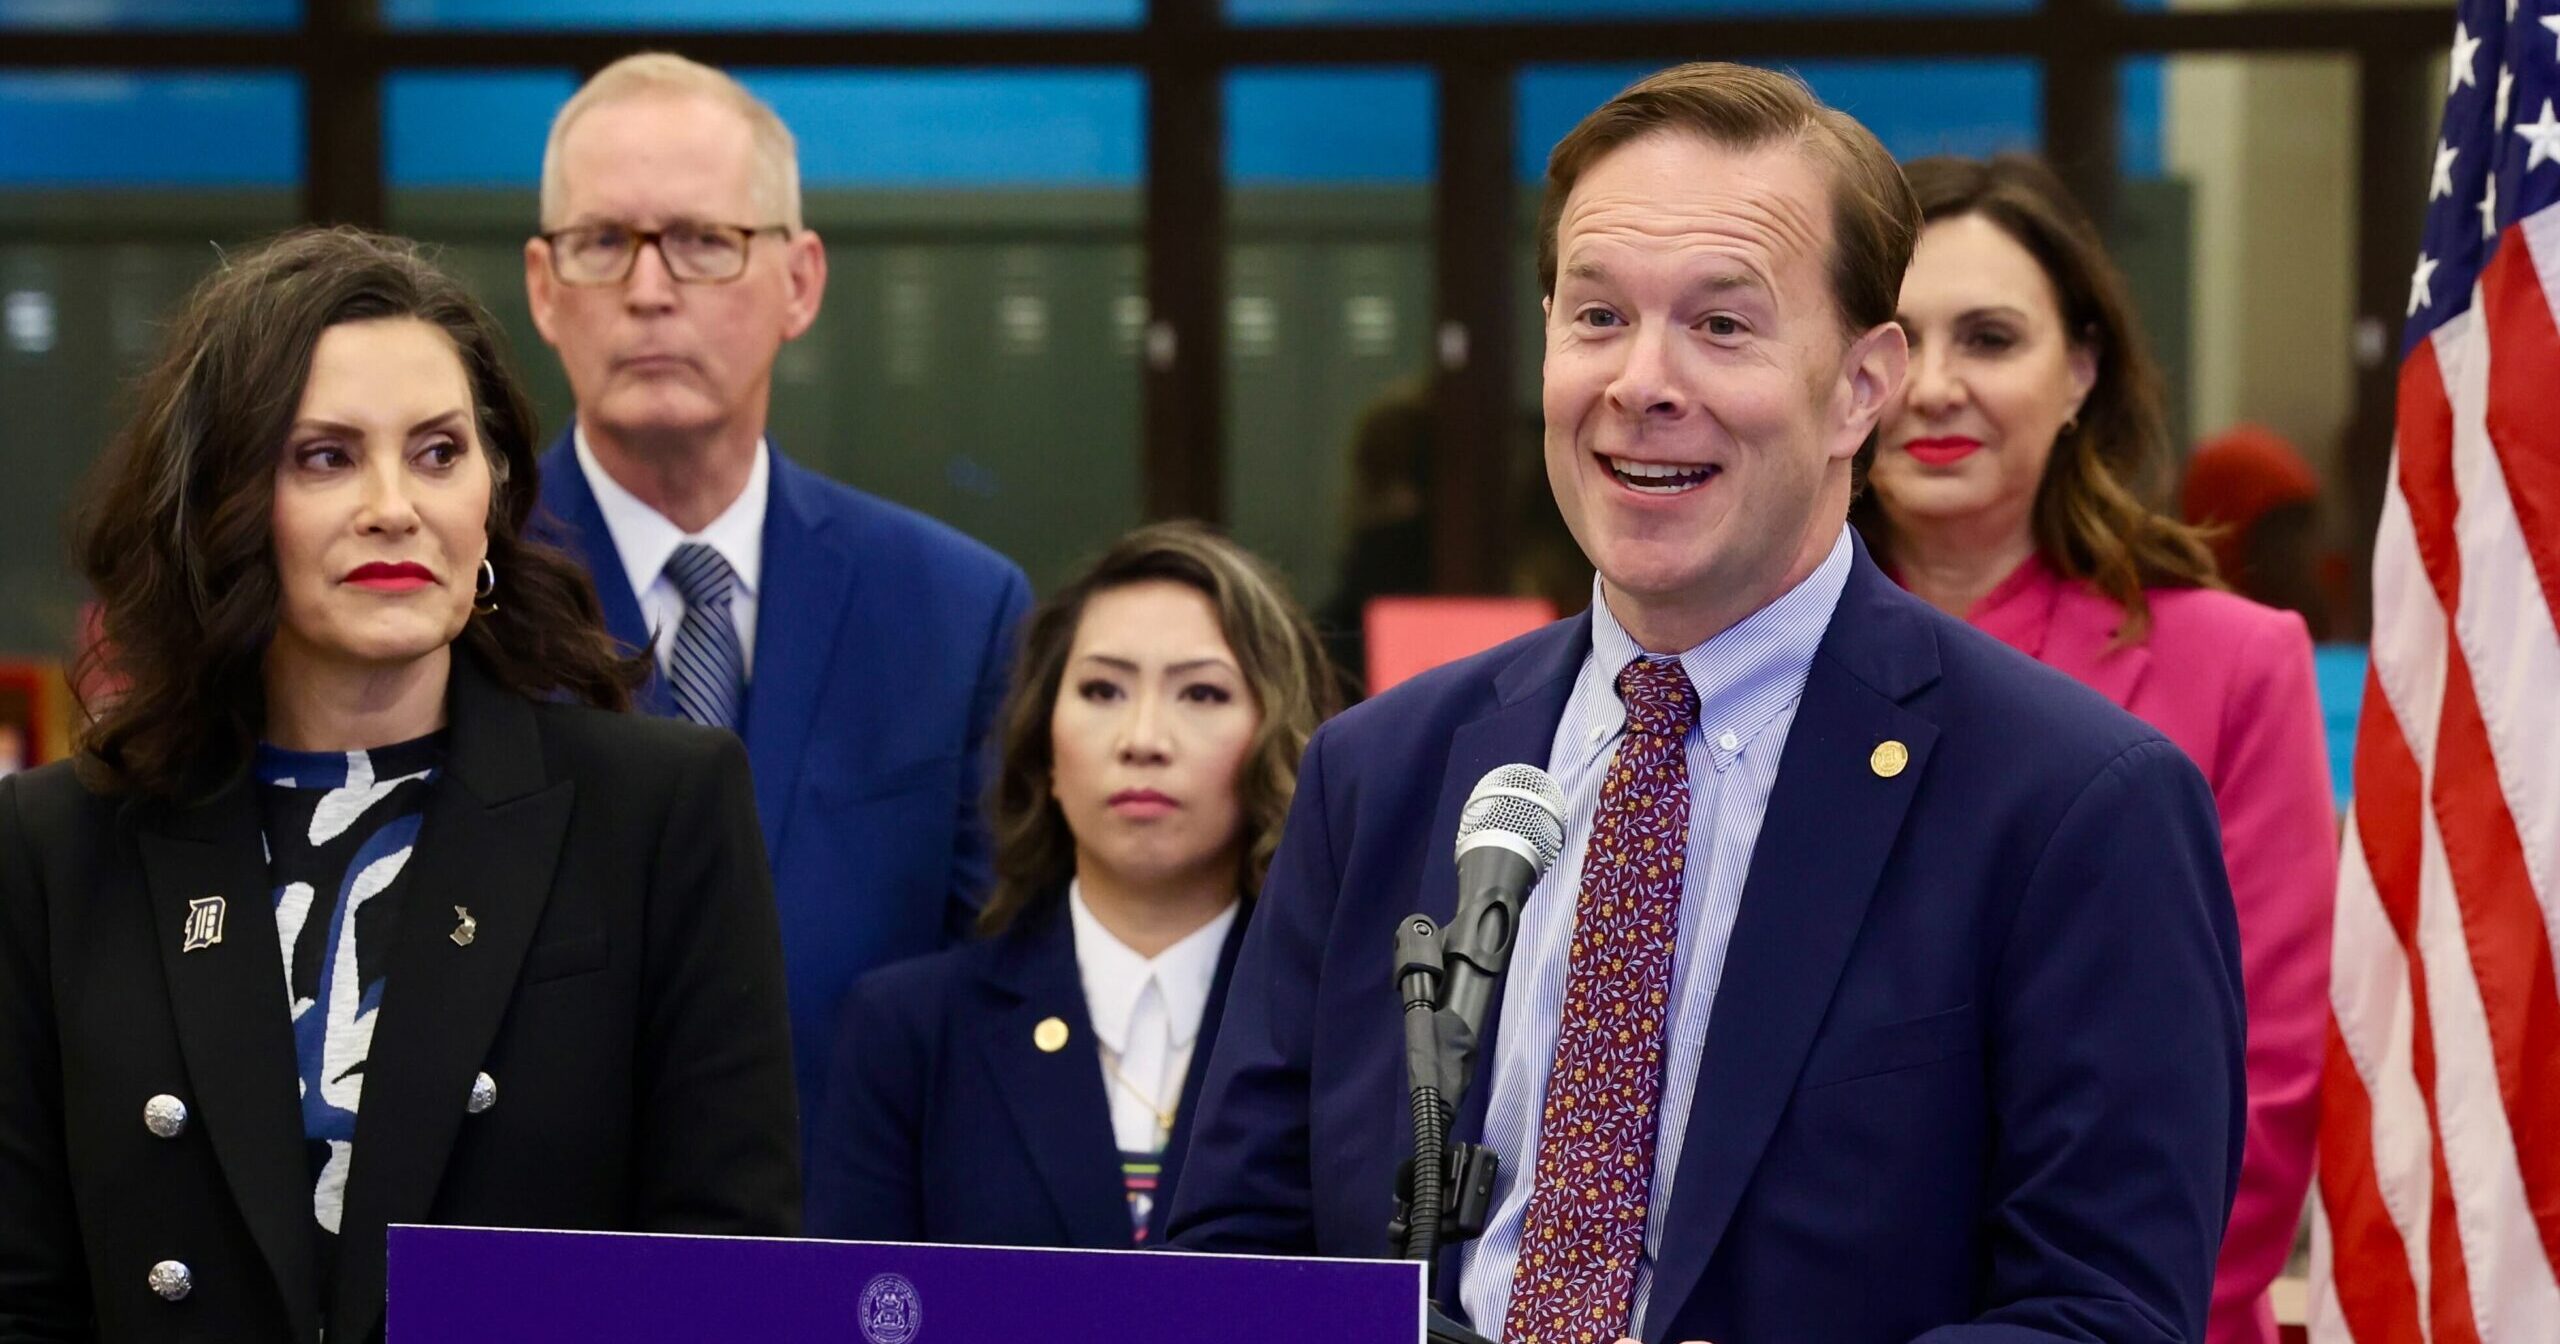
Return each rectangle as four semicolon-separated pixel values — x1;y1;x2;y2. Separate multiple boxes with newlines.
1857;154;2335;1344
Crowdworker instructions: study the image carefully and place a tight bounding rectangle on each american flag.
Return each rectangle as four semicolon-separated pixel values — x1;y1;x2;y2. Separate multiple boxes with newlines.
2310;2;2560;1340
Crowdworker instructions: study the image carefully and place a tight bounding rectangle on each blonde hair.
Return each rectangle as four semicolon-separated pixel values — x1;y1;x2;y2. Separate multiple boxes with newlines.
539;52;804;230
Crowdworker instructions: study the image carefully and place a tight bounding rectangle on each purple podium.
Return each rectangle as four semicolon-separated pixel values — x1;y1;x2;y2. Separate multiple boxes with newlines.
388;1224;1426;1343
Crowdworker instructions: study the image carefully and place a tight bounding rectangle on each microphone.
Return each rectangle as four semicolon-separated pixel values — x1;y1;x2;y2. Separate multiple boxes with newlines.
1440;764;1568;1042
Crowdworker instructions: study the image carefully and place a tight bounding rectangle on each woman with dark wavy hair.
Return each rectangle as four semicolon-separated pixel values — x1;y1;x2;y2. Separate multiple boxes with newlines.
809;521;1334;1249
1855;155;2334;1344
0;227;798;1344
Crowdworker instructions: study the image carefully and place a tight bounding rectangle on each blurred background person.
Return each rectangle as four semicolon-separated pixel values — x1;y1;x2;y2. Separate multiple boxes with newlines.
2183;422;2341;642
1858;152;2333;1344
0;228;797;1344
1315;378;1433;699
807;521;1334;1249
519;53;1034;1170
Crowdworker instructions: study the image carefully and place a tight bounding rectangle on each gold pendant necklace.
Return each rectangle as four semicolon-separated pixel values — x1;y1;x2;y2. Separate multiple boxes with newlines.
1099;1049;1177;1138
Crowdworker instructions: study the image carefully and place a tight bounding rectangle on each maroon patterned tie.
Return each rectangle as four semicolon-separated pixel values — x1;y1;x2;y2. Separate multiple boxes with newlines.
1503;655;1698;1344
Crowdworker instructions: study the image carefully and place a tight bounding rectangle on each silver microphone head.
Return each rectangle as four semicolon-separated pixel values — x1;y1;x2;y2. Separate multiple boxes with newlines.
1453;764;1567;873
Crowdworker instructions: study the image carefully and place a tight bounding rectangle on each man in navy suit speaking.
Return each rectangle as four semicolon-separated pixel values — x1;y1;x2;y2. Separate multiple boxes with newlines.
1166;63;2245;1344
520;54;1032;1168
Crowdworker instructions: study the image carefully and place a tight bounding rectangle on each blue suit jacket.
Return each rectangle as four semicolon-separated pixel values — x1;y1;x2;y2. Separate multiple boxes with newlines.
806;895;1247;1248
536;432;1033;1154
1166;541;2248;1343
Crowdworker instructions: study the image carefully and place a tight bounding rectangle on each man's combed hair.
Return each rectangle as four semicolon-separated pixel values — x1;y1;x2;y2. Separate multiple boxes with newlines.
72;226;645;799
978;521;1339;936
539;52;804;231
1536;61;1922;337
1851;155;2221;643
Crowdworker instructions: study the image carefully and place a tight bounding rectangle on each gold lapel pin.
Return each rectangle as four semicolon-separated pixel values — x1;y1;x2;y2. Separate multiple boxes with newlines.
1033;1017;1070;1053
180;895;226;953
1870;740;1910;779
451;906;478;948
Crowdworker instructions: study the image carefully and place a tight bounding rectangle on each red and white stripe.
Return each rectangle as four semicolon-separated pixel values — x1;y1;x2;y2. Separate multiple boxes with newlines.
2310;209;2560;1344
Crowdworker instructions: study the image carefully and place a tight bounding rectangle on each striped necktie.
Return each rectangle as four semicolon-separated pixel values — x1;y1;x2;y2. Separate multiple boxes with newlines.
662;541;746;732
1503;655;1698;1344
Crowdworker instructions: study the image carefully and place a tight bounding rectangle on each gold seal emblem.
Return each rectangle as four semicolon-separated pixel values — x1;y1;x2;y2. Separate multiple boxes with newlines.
1033;1017;1070;1053
1870;740;1910;778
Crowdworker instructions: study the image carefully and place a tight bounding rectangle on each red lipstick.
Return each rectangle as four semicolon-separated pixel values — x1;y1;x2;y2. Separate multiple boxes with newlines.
1902;436;1983;467
345;561;436;592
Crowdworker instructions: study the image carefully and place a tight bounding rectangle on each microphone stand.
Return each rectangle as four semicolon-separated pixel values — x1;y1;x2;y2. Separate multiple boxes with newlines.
1389;916;1500;1344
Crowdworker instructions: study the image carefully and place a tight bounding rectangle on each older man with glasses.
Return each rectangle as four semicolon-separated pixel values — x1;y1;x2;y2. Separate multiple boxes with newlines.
523;52;1033;1193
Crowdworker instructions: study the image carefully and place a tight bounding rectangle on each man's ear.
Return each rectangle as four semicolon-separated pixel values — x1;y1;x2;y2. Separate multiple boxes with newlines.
1835;320;1909;462
781;228;828;341
524;237;560;347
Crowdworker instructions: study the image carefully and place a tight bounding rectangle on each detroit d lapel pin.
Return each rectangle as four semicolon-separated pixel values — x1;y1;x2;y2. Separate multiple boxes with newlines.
180;895;226;952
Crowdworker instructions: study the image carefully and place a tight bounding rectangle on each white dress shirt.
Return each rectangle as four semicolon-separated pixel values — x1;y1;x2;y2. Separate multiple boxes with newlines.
1459;525;1852;1339
1067;883;1239;1154
572;427;768;678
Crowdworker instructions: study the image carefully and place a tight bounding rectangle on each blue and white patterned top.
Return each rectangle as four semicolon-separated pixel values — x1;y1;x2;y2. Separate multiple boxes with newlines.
253;732;443;1274
1459;525;1851;1338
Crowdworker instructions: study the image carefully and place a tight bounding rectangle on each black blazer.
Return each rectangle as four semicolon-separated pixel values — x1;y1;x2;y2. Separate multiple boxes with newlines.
806;892;1245;1249
0;654;800;1344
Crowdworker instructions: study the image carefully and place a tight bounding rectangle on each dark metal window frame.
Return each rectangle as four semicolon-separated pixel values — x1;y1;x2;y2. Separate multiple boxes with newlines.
9;0;2450;614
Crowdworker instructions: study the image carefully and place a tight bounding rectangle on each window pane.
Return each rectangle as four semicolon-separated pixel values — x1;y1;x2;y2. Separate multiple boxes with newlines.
385;0;1137;27
0;0;294;27
386;69;1145;593
387;71;575;189
1223;67;1436;683
0;73;302;658
1517;59;2041;179
0;72;302;187
1233;0;2026;23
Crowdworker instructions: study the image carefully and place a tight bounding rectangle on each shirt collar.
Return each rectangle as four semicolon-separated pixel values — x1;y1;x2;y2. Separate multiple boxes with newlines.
572;426;769;601
1578;522;1854;772
1066;881;1240;1055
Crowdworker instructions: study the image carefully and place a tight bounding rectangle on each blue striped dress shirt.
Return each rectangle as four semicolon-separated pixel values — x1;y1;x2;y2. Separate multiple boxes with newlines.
1458;524;1852;1339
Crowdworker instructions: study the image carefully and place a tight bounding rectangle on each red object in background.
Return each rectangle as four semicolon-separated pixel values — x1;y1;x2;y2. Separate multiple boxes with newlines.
1363;596;1557;696
0;662;52;769
2180;422;2322;582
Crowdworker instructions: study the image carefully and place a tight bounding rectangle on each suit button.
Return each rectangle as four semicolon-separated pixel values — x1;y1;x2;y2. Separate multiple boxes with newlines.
467;1072;497;1115
147;1260;192;1301
143;1094;189;1139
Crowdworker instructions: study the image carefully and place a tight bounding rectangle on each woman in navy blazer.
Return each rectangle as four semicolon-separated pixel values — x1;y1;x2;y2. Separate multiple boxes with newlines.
809;522;1335;1248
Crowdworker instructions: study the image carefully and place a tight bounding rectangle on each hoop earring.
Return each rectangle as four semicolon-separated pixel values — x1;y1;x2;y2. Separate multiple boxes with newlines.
473;558;499;616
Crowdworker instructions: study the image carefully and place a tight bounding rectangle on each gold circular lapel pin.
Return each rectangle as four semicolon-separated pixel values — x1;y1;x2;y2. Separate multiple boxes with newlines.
1034;1017;1070;1053
1870;740;1910;779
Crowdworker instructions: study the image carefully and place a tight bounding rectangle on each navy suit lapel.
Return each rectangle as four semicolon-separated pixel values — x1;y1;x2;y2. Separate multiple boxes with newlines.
1421;615;1590;1307
740;446;857;861
138;779;323;1344
1153;907;1252;1244
1640;551;1943;1340
534;427;667;714
973;905;1132;1249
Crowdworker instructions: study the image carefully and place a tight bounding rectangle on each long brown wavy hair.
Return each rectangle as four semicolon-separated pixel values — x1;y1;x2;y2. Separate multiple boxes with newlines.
73;226;644;798
979;522;1338;936
1853;154;2220;642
